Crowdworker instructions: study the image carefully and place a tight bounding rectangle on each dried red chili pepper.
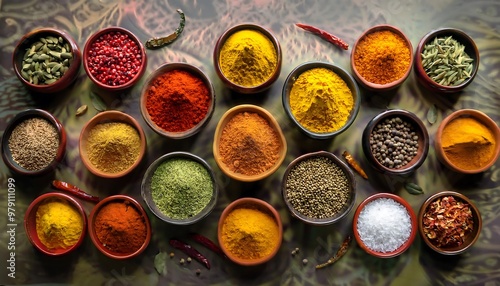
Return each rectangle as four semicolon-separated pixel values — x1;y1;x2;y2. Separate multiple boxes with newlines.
52;180;99;203
170;239;210;269
316;235;351;269
295;23;349;50
342;151;368;179
190;233;227;259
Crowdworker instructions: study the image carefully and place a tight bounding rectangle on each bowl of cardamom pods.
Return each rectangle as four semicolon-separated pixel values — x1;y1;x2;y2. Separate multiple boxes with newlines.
414;28;479;93
12;28;81;94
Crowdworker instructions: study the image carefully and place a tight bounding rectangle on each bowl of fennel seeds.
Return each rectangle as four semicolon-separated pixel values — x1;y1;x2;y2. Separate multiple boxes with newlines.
414;28;479;93
12;28;81;94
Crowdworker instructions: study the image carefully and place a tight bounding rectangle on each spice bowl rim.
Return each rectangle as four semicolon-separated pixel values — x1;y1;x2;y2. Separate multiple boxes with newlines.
213;104;287;182
418;191;482;255
83;26;147;91
78;110;147;178
139;62;216;140
217;197;283;266
414;27;479;93
281;150;357;225
12;27;82;94
282;61;361;139
141;151;219;225
350;24;414;91
88;195;152;260
361;108;430;175
24;192;87;256
434;109;500;174
352;192;417;258
213;22;282;94
1;108;67;176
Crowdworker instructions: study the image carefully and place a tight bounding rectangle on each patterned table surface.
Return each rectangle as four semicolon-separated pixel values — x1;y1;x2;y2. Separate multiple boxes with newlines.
0;1;499;285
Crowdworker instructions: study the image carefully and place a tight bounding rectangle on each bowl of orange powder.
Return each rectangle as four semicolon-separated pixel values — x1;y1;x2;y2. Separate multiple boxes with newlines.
140;62;216;139
351;24;414;92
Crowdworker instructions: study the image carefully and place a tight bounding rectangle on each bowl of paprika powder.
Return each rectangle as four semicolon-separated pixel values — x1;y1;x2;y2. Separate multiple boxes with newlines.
140;62;216;139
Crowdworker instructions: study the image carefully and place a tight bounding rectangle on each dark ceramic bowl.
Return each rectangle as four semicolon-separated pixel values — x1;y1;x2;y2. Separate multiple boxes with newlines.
362;109;429;175
88;195;151;260
353;193;417;258
218;197;283;266
140;62;216;139
79;111;146;178
12;28;81;93
83;27;147;92
24;192;87;256
213;23;282;94
141;152;218;225
434;109;500;174
351;24;413;91
1;109;66;176
282;61;361;139
414;28;479;93
281;151;356;225
419;191;482;255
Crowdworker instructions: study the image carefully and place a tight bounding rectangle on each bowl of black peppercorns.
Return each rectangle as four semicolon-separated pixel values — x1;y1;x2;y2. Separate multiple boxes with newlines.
362;109;429;175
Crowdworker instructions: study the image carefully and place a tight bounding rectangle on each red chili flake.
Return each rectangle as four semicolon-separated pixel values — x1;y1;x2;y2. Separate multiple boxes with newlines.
422;196;474;248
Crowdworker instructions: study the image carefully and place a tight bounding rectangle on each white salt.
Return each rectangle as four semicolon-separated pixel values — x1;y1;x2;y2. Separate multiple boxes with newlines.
357;197;411;253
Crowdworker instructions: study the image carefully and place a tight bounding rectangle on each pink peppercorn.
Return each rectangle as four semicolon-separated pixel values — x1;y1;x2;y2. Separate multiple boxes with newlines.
87;31;142;86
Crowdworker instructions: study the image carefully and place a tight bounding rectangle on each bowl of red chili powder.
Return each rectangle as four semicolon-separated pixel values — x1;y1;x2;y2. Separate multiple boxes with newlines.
140;62;216;139
419;191;482;255
88;195;151;259
83;27;147;91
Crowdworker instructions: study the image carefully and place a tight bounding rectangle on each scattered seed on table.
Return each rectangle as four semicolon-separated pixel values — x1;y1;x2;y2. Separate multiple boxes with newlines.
302;259;308;265
169;252;175;258
187;257;192;263
180;258;185;265
196;269;201;276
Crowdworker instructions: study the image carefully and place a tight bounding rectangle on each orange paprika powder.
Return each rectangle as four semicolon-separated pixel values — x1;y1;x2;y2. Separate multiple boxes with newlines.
94;201;147;253
145;69;211;132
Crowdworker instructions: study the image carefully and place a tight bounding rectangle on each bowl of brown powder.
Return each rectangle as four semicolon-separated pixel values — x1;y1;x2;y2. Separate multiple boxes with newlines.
213;104;287;182
1;109;66;176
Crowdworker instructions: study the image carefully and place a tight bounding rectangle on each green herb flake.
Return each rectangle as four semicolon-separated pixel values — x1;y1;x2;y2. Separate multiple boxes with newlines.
404;182;424;195
427;104;438;124
154;251;168;276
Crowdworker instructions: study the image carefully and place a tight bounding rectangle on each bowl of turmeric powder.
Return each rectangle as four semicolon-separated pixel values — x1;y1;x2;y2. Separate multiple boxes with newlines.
24;192;87;256
435;109;500;174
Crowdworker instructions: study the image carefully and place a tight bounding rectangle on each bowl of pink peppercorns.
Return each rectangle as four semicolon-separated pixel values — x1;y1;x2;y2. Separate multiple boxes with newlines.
83;27;147;92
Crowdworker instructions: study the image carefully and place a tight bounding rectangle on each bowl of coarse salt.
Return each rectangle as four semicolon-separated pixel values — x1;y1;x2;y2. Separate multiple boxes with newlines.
352;193;417;258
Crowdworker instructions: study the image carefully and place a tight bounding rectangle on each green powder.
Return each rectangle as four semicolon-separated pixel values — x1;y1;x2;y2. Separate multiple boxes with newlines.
151;158;213;219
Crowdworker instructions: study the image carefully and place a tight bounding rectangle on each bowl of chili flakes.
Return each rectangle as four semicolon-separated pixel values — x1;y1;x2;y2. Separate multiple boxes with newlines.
418;191;482;255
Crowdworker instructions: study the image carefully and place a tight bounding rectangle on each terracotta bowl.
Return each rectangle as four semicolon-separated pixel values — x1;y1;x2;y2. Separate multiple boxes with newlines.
218;197;283;266
141;151;218;225
281;151;356;225
79;110;146;178
12;28;81;94
282;61;361;139
414;28;479;93
213;104;287;182
140;62;216;139
351;24;413;91
362;109;429;175
418;191;482;255
1;109;66;176
88;195;151;260
434;109;500;174
353;193;417;258
24;192;87;256
83;27;147;92
213;23;282;94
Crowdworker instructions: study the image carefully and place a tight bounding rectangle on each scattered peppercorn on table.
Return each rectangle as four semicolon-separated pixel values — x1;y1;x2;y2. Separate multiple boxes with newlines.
0;0;499;285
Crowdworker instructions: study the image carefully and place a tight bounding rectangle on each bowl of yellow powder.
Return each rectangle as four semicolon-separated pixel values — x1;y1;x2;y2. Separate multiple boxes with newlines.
79;110;146;178
24;192;87;256
218;197;283;266
282;61;361;139
435;109;500;174
213;104;287;182
214;23;282;94
351;24;413;92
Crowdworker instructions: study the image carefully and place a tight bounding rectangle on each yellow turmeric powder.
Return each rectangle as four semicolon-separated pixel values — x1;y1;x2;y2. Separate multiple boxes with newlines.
441;117;496;170
289;67;353;133
219;29;277;87
221;207;279;260
35;199;83;249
